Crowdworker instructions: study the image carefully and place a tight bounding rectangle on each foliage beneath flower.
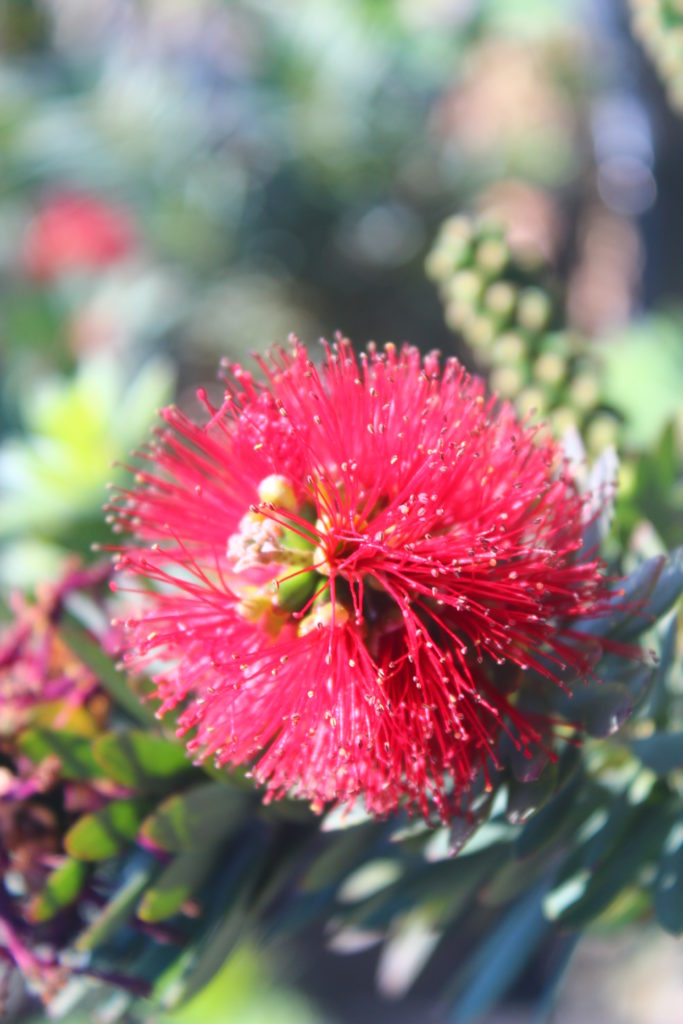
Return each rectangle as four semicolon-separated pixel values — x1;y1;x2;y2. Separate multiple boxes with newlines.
1;544;682;1021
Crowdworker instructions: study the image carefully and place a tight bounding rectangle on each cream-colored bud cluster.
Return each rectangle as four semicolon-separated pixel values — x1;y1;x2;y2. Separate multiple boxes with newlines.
229;475;331;633
426;214;620;452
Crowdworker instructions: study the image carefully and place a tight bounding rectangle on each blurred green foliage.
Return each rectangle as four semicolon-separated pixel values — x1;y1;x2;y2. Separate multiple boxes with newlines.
0;356;173;539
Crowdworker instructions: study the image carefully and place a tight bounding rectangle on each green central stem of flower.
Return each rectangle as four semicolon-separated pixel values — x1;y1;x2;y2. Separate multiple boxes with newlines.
228;476;367;633
228;476;414;644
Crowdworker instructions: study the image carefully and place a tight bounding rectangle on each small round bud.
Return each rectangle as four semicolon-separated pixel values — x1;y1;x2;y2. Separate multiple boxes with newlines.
517;287;552;334
257;475;297;511
569;373;600;412
490;365;525;399
441;215;474;242
298;602;349;637
445;300;474;332
618;459;637;499
312;544;333;575
466;313;498;351
445;269;484;304
492;331;527;365
236;589;274;623
586;413;620;454
533;351;567;386
484;281;517;320
515;386;548;420
475;238;508;277
424;246;456;282
548;406;577;436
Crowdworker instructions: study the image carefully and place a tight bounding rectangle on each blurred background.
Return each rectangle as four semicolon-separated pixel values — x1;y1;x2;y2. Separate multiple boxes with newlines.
1;0;682;1021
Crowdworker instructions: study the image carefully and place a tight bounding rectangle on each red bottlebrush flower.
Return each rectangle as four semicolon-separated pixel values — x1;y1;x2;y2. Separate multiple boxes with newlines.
22;192;136;282
111;338;614;822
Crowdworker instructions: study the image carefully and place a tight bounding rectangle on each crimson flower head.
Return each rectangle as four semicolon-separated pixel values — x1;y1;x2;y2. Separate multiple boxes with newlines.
112;338;612;822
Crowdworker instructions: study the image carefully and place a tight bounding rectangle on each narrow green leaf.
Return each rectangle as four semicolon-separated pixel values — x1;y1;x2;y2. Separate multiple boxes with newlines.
640;545;683;624
508;745;550;783
343;846;504;931
29;858;89;922
65;797;151;861
579;556;664;637
532;933;580;1024
447;884;549;1023
140;781;248;852
645;614;679;724
25;700;100;737
571;684;634;738
655;831;683;935
321;802;375;831
515;754;583;858
443;789;495;857
300;826;378;892
60;616;157;726
447;813;484;858
505;763;558;825
480;853;548;908
137;845;222;922
591;886;652;932
616;547;683;640
553;800;674;928
76;861;158;952
569;797;635;871
161;839;269;1008
18;727;102;780
630;731;683;775
92;730;193;790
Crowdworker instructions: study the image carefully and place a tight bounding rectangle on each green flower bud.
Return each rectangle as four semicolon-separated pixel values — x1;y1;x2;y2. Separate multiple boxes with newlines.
473;217;505;240
533;351;567;387
297;601;349;637
445;300;474;332
475;237;509;278
484;281;517;321
618;458;637;499
492;331;528;365
257;474;297;511
490;365;526;399
441;214;474;243
424;245;458;282
236;589;274;623
466;313;498;351
517;287;553;334
586;412;620;453
515;386;548;420
271;568;320;613
280;521;317;553
445;269;484;304
548;406;577;436
569;372;600;412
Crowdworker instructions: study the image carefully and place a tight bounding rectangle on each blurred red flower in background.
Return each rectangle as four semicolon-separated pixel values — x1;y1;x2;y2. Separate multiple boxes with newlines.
22;192;136;282
111;338;613;822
